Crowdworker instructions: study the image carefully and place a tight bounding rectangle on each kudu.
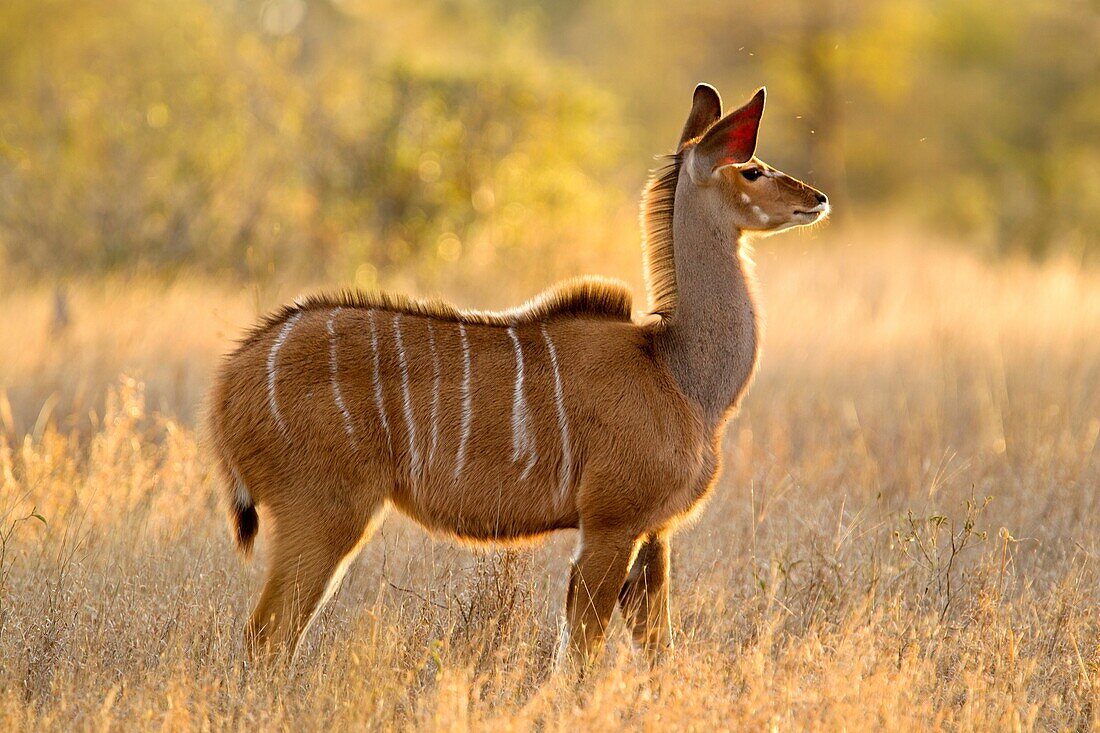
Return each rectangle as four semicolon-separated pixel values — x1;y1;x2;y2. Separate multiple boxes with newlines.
208;83;829;668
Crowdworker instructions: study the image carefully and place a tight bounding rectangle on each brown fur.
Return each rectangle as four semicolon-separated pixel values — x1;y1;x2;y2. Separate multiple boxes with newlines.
207;83;828;669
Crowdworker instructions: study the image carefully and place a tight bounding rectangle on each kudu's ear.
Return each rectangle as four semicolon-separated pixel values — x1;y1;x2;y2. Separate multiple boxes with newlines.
688;87;765;181
677;83;723;151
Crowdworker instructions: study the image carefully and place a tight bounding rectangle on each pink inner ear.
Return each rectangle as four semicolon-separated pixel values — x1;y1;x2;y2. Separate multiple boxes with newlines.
720;123;759;166
717;94;764;166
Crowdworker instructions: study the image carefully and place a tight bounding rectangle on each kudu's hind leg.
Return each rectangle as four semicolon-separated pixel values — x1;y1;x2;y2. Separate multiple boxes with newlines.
617;533;673;664
561;528;639;670
247;495;382;661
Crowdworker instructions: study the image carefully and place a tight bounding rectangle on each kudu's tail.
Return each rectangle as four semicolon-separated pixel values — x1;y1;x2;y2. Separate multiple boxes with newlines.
231;490;260;558
214;447;259;558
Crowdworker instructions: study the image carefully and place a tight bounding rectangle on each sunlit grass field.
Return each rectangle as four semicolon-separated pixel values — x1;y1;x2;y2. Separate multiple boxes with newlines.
2;230;1099;730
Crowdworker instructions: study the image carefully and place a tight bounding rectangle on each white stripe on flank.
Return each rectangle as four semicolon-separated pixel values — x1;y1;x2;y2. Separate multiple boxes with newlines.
454;323;473;480
266;311;302;437
393;313;422;479
367;310;392;444
326;308;356;448
427;321;442;464
541;324;572;501
508;326;537;479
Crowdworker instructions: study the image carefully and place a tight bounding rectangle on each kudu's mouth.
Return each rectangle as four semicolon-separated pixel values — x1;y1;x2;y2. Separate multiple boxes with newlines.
792;202;830;220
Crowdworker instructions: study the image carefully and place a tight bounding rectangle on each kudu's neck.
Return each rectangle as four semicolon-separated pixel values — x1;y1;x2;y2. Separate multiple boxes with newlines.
653;177;760;431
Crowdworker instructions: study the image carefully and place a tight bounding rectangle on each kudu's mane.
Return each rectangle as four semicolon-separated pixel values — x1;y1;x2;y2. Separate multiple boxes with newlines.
240;276;633;348
640;153;681;319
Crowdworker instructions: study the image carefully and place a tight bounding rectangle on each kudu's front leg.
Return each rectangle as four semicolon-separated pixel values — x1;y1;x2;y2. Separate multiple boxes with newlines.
561;528;639;672
618;532;673;665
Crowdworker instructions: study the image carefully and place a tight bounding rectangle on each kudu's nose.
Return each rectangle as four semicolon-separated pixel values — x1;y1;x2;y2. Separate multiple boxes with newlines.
815;191;828;205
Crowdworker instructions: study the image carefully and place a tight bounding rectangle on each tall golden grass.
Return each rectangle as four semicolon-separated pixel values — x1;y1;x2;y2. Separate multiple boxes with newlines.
2;229;1099;729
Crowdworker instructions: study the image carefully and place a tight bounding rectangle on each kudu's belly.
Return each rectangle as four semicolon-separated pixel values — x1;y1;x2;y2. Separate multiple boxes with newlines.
385;454;582;542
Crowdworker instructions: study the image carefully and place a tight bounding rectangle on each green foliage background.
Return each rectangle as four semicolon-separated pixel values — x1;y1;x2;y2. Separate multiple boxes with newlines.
0;0;1097;284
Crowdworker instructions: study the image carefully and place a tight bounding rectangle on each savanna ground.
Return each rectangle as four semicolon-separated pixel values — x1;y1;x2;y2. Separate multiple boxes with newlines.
1;228;1098;730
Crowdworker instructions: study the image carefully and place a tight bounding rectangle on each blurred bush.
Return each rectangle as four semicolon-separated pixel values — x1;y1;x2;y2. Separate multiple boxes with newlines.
0;0;621;284
0;0;1096;283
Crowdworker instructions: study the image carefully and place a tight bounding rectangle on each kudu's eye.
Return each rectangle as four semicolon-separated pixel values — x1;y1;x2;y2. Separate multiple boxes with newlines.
741;168;764;182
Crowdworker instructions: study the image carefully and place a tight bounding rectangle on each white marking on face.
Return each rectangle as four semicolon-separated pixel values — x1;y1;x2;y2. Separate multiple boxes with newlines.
367;310;392;445
541;325;572;504
266;311;301;437
739;192;750;204
454;323;473;480
762;168;780;178
427;321;442;464
393;313;422;481
508;326;537;479
752;205;770;224
326;308;357;448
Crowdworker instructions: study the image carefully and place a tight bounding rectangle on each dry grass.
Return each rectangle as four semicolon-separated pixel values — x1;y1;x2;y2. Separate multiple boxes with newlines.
2;230;1099;730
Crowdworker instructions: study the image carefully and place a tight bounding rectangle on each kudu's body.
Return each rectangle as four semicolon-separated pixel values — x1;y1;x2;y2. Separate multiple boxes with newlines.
209;83;828;666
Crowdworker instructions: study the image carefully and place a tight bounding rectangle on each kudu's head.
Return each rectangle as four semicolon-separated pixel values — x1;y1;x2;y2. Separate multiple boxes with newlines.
677;84;829;233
